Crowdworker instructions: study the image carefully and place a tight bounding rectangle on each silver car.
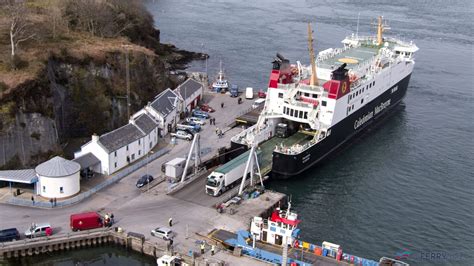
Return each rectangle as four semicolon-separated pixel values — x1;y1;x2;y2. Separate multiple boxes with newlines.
151;227;174;240
25;223;52;238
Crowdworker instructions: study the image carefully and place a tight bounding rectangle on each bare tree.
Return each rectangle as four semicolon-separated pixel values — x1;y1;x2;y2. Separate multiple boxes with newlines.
5;2;35;59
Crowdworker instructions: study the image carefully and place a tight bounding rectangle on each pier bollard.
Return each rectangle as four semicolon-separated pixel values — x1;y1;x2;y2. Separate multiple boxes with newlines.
13;250;18;258
21;249;26;257
34;248;39;255
27;248;33;256
7;251;12;258
87;239;91;246
93;238;97;245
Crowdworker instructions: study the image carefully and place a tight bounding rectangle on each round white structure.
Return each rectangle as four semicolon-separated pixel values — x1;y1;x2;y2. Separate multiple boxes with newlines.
36;156;81;199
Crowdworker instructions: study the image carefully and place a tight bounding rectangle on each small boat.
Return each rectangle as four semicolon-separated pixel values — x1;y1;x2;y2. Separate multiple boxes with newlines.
212;61;229;93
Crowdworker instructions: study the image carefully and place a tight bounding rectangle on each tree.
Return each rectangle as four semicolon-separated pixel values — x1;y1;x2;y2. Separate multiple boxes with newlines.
4;1;36;59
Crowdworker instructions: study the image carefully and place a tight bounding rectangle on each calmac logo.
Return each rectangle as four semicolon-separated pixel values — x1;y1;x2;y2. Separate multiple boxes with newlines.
341;82;347;94
395;248;412;260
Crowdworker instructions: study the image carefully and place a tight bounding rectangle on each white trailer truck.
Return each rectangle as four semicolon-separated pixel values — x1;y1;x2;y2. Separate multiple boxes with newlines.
206;149;261;196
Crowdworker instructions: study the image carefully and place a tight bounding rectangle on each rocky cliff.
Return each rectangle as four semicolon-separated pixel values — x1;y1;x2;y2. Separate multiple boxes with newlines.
0;0;205;168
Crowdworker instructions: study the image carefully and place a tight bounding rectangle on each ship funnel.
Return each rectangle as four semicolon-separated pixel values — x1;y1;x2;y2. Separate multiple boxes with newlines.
332;63;348;81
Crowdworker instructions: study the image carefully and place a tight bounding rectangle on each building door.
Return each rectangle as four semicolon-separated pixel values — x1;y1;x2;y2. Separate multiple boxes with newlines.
262;231;267;242
275;234;283;245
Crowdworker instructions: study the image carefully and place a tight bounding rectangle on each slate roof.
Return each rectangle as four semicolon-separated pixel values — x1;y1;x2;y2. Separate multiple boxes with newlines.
98;123;145;153
35;156;81;177
176;78;203;100
73;153;101;169
134;113;158;134
150;89;178;118
0;169;37;184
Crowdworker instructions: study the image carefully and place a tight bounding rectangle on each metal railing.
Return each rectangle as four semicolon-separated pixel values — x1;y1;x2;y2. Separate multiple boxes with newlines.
8;149;170;208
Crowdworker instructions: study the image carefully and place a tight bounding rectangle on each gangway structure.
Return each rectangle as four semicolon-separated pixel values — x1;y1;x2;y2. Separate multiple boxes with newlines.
180;133;201;183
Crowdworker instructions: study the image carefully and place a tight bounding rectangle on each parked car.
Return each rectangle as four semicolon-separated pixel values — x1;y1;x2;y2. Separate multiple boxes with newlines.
258;90;267;98
25;223;53;238
70;212;103;231
0;228;20;242
151;227;174;240
198;104;215;113
177;123;200;133
136;174;154;188
171;130;193;141
252;98;266;109
185;117;205;126
191;110;210;119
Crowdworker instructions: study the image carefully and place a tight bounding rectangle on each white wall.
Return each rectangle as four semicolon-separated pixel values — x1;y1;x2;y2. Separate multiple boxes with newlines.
39;173;80;198
75;140;110;175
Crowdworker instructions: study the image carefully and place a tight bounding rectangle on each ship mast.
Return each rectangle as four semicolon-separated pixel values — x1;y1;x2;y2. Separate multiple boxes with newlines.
307;23;319;86
376;16;389;46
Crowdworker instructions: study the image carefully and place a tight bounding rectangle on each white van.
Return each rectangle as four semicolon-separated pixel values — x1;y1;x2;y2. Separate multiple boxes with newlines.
252;98;266;109
245;87;254;99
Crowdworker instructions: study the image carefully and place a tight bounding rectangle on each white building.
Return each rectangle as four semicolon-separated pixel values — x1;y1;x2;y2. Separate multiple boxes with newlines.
74;113;159;175
35;156;81;199
145;88;180;136
174;78;204;113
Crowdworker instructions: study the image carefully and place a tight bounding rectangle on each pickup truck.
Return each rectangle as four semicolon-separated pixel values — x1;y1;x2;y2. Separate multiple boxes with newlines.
171;130;193;141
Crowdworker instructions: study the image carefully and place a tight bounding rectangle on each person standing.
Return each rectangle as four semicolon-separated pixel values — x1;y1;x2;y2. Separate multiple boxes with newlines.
221;102;224;108
31;196;35;206
168;217;173;227
111;213;115;224
54;198;57;207
49;198;53;207
200;242;205;254
211;245;215;256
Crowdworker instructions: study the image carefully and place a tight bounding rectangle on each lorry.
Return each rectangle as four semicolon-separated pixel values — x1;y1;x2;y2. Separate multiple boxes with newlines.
206;149;261;196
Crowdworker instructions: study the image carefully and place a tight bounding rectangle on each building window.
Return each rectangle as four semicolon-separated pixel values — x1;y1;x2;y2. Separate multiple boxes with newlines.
349;95;352;100
132;154;135;160
373;81;375;86
42;186;46;193
278;93;283;98
60;187;64;194
356;91;359;96
149;142;152;148
114;151;117;157
138;150;141;156
361;98;364;104
362;88;364;93
322;101;327;107
114;162;117;168
126;145;129;151
369;83;372;88
138;139;141;145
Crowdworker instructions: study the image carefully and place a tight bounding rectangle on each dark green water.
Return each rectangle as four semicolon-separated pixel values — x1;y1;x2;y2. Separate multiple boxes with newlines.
4;246;155;266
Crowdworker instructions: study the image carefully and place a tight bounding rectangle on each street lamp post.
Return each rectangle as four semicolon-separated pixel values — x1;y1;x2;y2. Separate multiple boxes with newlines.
146;150;154;193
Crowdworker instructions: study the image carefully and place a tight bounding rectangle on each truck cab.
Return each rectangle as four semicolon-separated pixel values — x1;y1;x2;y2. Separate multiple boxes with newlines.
206;173;224;196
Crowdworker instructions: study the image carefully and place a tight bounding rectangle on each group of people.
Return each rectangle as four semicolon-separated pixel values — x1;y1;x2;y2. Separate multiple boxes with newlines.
49;197;58;207
209;117;216;125
200;241;216;256
104;213;115;227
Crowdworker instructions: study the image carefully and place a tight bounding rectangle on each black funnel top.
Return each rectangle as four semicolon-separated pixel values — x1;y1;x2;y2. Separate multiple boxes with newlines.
272;53;290;70
332;63;348;81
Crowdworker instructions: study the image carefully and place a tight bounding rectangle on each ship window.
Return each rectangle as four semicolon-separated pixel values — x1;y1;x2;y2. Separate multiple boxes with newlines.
304;93;310;97
304;112;308;119
299;111;303;118
312;94;318;98
295;110;299;117
322;101;327;107
290;109;294;116
352;105;355;110
283;106;286;114
369;83;372;88
278;93;283;98
356;91;359;96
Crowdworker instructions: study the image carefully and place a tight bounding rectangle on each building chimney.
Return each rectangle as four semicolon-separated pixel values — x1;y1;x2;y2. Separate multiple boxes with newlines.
92;133;99;142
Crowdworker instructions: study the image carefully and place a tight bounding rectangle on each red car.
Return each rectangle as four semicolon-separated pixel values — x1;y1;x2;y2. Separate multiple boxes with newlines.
258;90;267;98
199;104;215;113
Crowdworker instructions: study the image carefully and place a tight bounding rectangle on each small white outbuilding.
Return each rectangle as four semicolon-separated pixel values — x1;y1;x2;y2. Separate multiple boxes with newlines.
35;156;81;199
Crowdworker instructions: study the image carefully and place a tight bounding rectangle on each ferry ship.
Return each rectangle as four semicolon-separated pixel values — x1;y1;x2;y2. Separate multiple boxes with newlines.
230;17;418;178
